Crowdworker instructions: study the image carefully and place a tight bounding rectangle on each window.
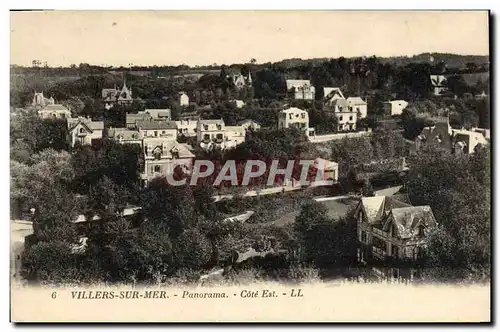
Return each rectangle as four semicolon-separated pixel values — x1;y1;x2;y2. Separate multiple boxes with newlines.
339;116;343;121
216;124;222;130
361;231;367;243
203;134;210;140
349;116;353;121
406;246;416;259
204;125;209;130
154;165;161;173
216;133;223;140
80;128;85;133
392;268;399;279
391;245;399;258
392;223;398;237
162;131;166;135
301;113;305;119
154;131;158;137
372;236;387;256
289;114;293;120
172;151;179;159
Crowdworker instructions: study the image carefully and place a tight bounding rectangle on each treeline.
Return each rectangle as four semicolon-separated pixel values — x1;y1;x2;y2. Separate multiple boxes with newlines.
12;53;489;111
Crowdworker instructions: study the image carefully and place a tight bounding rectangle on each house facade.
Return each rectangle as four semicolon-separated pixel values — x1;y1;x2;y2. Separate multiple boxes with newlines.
286;80;315;100
38;104;71;119
136;120;178;141
32;92;55;108
175;119;198;137
414;117;488;154
144;109;172;121
197;119;226;149
311;158;339;182
102;79;133;109
238;119;261;132
142;139;195;183
231;73;252;90
179;92;190;106
383;100;408;116
430;75;447;96
126;112;152;129
67;117;104;147
355;196;437;279
224;126;246;148
346;97;368;119
108;127;143;145
329;99;357;132
278;107;314;136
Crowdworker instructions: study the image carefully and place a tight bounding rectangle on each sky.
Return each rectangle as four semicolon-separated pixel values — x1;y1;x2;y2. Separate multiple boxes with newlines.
10;10;489;67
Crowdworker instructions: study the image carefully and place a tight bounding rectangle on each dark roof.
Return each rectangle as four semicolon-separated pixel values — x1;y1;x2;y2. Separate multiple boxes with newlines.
389;206;437;239
136;120;177;130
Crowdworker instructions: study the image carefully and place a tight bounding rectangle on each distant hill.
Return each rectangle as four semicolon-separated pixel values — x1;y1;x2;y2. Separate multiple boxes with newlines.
268;53;489;69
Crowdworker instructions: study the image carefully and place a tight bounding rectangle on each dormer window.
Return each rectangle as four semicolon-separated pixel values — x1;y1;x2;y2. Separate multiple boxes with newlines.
216;124;222;130
418;225;425;237
204;125;208;131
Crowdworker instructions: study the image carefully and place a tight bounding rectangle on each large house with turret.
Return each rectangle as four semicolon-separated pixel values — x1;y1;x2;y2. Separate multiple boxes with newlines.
102;79;133;110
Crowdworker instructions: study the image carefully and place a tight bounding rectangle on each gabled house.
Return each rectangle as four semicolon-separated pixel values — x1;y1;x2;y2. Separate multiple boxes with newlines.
102;79;133;109
67;117;104;147
237;119;261;132
142;140;195;183
323;87;345;105
231;72;252;90
430;75;447;96
286;80;315;100
355;196;437;278
329;99;357;132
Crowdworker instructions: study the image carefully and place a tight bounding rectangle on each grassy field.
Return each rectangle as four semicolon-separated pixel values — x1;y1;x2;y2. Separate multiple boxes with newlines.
271;198;354;227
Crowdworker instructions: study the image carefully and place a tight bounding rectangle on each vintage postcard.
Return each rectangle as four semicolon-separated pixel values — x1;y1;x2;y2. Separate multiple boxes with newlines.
10;10;491;323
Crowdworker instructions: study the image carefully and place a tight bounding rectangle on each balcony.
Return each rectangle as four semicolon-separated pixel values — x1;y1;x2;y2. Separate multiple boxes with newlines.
372;247;387;259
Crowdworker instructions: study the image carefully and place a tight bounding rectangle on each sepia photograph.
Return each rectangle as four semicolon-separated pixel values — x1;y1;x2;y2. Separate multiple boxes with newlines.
9;9;491;323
